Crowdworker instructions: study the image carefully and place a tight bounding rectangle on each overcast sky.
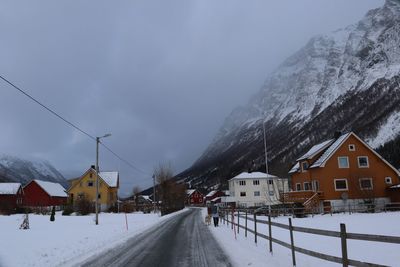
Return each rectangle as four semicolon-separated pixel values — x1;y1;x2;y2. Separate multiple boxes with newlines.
0;0;383;196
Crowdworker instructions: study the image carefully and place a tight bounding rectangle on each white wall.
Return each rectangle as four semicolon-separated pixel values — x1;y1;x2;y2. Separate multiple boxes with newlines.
228;178;289;207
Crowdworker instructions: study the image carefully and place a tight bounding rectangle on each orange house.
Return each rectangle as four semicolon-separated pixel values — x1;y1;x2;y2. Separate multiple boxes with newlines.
285;132;400;212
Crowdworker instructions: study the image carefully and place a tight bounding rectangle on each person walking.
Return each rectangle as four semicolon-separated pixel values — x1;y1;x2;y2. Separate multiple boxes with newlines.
211;204;219;227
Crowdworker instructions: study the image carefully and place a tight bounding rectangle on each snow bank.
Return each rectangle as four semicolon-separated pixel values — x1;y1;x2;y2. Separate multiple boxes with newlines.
205;209;400;267
0;210;187;267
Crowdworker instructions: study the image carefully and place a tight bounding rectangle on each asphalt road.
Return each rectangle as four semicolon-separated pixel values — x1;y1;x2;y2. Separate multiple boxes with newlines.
81;208;232;267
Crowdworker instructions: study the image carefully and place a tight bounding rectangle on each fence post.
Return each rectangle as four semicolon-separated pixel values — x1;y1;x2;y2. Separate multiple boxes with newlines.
254;213;257;244
268;214;273;254
340;223;349;267
288;218;296;266
237;210;240;234
245;210;248;237
226;212;229;227
231;210;234;230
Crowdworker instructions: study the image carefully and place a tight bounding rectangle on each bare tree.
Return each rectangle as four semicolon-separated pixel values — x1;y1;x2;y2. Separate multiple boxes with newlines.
154;163;185;215
132;186;141;211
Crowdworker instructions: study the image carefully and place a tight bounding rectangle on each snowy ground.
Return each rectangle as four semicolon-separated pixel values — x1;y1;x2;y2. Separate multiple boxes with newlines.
0;210;186;267
205;209;400;267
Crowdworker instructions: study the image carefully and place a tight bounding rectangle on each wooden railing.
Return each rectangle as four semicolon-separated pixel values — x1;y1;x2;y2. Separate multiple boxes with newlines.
221;209;400;267
281;190;324;204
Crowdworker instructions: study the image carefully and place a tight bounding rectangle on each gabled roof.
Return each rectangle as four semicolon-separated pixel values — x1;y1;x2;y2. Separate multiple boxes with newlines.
311;133;351;168
230;172;278;180
0;183;22;195
288;162;300;174
99;171;119;188
308;132;400;176
31;180;67;197
206;190;217;197
68;168;119;191
297;139;334;161
186;189;196;196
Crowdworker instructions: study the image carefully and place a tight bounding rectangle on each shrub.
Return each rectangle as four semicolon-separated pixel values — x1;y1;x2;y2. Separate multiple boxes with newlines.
50;206;55;221
62;205;74;216
76;197;94;215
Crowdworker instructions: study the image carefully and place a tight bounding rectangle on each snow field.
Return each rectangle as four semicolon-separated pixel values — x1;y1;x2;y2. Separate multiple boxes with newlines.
205;209;400;267
0;209;187;267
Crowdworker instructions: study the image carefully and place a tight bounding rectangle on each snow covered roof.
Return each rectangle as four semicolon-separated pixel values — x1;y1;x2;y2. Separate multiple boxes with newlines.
186;189;196;196
311;133;351;168
297;139;334;161
288;162;300;174
99;171;119;188
34;180;67;197
206;190;217;197
230;172;278;180
0;183;22;195
390;184;400;189
141;195;151;201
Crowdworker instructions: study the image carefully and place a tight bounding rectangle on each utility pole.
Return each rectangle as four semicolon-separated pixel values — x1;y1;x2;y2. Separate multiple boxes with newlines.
95;133;111;225
263;122;272;214
153;174;156;212
95;137;100;225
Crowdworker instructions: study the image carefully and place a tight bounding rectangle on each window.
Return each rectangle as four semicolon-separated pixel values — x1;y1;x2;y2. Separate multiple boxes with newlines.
254;191;260;196
78;193;84;199
301;161;309;172
338;157;349;168
359;178;373;190
87;181;94;187
98;193;101;199
304;182;311;191
357;156;369;168
239;180;246;186
312;180;320;191
268;180;274;185
334;179;348;191
349;144;355;151
269;191;275;196
296;183;301;191
240;192;246;197
253;180;260;185
90;173;93;178
385;177;393;185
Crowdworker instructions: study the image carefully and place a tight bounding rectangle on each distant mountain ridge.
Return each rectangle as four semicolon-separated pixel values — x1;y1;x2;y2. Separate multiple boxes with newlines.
178;0;400;190
0;155;68;188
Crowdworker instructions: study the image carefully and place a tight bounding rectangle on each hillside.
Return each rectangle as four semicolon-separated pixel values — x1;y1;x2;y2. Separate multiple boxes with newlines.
178;0;400;190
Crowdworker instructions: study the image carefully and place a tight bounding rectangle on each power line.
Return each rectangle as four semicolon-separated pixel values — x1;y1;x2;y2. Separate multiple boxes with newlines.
0;74;150;176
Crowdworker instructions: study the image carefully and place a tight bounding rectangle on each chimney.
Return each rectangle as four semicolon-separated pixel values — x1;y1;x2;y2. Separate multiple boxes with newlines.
334;131;342;139
91;165;95;170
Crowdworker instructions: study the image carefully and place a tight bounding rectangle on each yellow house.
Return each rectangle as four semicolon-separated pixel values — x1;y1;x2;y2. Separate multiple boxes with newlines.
68;166;119;211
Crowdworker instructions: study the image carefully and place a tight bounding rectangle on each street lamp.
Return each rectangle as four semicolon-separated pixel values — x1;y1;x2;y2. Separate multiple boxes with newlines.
95;133;111;225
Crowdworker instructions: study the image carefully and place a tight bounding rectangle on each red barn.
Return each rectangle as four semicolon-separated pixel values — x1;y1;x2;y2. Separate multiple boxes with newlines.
205;190;226;203
23;180;68;208
0;183;24;214
186;189;204;205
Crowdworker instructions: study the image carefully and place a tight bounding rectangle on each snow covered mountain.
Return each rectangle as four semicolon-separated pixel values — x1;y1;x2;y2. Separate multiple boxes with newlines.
179;0;400;189
0;155;68;188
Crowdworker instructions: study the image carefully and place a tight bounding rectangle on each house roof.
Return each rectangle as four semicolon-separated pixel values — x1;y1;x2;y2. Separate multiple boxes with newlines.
230;172;278;180
186;189;196;196
33;180;67;197
288;162;300;174
297;139;334;161
306;132;400;176
206;190;217;197
311;133;351;168
0;183;22;195
99;171;119;188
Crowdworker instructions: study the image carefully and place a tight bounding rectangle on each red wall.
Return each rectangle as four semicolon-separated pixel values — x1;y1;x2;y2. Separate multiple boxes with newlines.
188;191;204;205
23;181;67;207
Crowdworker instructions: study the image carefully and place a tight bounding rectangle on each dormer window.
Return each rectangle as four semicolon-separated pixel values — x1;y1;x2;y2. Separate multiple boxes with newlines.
301;161;309;172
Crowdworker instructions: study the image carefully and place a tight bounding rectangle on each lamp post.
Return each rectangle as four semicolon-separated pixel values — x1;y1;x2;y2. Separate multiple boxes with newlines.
95;133;111;225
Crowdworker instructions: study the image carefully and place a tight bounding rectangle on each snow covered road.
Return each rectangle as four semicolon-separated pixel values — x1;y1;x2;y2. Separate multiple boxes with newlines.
81;208;232;267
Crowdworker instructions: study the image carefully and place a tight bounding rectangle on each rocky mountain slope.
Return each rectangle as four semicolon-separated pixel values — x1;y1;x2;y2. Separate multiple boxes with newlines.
0;155;68;188
178;0;400;189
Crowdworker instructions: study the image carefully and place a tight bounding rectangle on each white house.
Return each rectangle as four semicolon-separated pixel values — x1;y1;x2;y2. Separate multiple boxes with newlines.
228;172;289;207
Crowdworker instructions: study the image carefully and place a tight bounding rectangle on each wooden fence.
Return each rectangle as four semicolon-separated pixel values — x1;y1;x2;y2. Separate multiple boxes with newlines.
221;209;400;267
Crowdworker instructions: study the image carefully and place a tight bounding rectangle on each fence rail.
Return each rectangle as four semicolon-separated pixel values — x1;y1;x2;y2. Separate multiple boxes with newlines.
222;209;399;267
